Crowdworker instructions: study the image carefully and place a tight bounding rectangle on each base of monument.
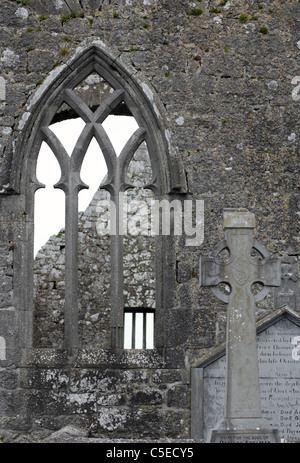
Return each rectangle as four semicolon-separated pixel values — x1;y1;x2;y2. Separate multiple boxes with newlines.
208;419;280;443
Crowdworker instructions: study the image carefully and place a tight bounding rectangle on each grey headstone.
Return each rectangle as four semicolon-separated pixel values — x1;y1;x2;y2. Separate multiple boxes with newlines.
192;309;300;443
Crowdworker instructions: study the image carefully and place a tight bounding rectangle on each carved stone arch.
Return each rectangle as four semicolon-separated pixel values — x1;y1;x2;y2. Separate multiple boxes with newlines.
13;42;186;351
12;43;187;197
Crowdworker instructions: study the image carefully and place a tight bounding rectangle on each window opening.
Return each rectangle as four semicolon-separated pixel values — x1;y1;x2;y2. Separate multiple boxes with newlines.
123;142;155;308
33;106;155;349
124;309;155;349
27;51;167;352
73;72;115;113
103;115;138;157
122;140;156;348
34;142;65;256
34;114;139;255
78;135;107;212
50;117;85;156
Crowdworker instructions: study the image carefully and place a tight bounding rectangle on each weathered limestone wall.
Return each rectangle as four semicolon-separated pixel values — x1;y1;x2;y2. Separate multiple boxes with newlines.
0;0;299;440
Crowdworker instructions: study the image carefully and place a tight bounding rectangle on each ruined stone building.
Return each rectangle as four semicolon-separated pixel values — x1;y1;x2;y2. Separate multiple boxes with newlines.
0;0;299;441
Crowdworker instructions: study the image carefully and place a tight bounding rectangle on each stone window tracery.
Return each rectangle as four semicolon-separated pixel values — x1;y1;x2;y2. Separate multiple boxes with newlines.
14;45;185;353
30;49;160;351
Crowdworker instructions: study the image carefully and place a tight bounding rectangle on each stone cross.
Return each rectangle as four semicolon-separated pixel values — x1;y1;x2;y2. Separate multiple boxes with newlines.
274;260;299;311
200;209;281;442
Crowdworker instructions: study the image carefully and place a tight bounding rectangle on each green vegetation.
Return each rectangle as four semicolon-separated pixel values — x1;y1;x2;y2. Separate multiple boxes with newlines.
61;10;77;25
187;8;203;16
38;14;48;21
239;13;248;24
259;25;268;34
59;46;69;56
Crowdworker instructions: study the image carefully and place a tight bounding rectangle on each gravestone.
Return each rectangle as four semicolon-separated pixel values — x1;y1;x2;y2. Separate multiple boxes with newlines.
199;208;281;443
191;307;300;443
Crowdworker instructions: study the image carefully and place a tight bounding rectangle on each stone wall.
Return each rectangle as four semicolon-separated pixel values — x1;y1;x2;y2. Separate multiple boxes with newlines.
11;348;189;438
0;0;299;441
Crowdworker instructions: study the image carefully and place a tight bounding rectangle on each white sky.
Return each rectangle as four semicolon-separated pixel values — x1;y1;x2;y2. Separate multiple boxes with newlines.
34;115;138;255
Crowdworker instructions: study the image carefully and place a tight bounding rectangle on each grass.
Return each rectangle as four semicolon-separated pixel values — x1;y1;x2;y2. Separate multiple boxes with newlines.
61;10;77;25
259;25;268;34
38;14;49;21
59;46;69;56
239;13;248;23
187;8;203;16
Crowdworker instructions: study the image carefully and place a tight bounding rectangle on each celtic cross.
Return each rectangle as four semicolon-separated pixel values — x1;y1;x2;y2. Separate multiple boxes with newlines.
200;209;281;438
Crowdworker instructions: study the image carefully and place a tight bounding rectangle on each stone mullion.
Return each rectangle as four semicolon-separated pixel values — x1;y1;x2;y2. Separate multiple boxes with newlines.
110;185;125;350
63;123;92;352
92;89;125;123
41;126;87;353
64;89;95;123
64;180;82;353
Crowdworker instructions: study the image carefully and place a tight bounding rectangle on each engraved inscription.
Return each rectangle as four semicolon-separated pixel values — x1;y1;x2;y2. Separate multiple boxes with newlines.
202;318;300;442
213;432;275;443
292;336;300;360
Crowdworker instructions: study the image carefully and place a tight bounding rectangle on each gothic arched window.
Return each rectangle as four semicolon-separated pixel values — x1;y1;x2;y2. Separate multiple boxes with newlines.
13;45;186;352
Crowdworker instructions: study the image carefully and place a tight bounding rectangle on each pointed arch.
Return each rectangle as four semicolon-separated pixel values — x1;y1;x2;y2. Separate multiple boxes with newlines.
12;43;187;351
12;43;187;196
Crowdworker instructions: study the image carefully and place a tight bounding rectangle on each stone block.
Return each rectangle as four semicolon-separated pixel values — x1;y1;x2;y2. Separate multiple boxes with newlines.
128;386;163;406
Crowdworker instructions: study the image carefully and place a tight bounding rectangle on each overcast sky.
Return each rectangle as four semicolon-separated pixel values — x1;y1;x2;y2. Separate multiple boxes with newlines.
34;115;138;255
